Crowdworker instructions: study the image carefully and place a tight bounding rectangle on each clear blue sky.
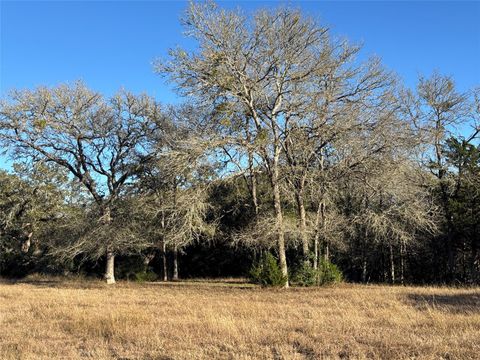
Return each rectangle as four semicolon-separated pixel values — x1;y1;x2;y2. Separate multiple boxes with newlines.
1;0;479;100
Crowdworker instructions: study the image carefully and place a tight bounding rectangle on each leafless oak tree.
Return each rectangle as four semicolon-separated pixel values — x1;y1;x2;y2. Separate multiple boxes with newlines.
0;82;165;283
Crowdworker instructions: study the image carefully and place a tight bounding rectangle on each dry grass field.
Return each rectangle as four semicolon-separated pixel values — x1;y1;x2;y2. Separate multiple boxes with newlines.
0;277;479;360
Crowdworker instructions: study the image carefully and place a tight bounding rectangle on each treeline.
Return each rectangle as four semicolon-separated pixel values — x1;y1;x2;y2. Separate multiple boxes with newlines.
0;2;479;286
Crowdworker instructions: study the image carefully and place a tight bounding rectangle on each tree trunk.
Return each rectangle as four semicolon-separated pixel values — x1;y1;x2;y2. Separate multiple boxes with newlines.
362;257;367;284
324;242;329;262
400;240;405;285
160;210;168;281
162;240;168;282
104;249;115;284
313;204;321;269
313;155;326;270
271;151;288;287
361;230;367;283
295;180;309;262
389;243;395;284
382;250;388;283
248;147;259;216
172;245;179;281
243;119;259;217
313;228;319;270
101;206;115;284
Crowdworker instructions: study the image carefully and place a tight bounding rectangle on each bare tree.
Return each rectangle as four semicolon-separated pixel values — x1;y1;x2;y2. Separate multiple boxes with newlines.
137;106;216;280
157;1;401;285
0;82;164;283
402;73;472;281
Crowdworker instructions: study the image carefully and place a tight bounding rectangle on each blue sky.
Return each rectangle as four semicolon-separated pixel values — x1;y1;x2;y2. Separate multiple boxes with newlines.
1;1;479;99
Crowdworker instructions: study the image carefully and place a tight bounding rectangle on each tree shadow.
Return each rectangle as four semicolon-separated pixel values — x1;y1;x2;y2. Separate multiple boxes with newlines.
145;280;257;290
182;278;249;285
0;277;257;290
0;277;105;289
405;292;480;314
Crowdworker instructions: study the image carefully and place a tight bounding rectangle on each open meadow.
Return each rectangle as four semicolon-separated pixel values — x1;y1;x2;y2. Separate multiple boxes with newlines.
0;278;478;360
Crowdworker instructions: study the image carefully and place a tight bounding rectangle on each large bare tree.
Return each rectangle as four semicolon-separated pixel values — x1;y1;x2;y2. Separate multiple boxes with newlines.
0;82;164;283
157;1;404;284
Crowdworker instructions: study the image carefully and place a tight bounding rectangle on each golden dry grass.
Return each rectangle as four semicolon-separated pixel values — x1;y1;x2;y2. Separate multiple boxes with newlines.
0;277;479;359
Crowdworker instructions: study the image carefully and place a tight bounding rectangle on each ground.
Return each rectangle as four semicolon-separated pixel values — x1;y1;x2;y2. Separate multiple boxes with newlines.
0;277;479;360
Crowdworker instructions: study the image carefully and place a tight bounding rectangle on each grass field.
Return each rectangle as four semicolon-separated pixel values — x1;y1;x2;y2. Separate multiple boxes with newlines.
0;277;479;359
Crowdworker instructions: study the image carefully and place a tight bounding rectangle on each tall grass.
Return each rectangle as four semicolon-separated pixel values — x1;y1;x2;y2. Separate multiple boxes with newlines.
0;278;478;359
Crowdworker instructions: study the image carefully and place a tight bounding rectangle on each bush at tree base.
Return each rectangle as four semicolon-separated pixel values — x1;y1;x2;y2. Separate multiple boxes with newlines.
291;258;343;286
249;252;287;287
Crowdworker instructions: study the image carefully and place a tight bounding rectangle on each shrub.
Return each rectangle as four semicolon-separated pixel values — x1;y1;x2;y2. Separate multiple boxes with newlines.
134;270;158;282
317;259;343;285
291;260;317;287
291;258;343;286
249;252;287;287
